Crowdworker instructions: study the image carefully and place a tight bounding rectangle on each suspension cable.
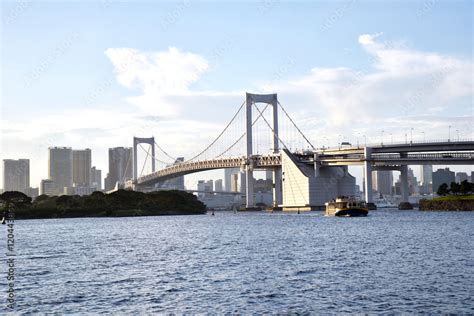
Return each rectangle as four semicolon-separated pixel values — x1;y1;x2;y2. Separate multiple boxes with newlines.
187;101;246;162
278;101;315;149
253;103;290;151
138;143;151;177
154;140;176;162
215;103;271;158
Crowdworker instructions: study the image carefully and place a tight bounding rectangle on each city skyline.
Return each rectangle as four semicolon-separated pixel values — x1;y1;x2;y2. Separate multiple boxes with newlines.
1;1;472;188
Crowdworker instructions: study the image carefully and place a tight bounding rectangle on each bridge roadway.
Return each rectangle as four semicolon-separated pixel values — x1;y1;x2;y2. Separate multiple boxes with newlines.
127;140;474;189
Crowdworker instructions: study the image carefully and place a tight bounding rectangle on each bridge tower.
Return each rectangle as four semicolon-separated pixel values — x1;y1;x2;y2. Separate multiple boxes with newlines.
245;93;282;208
133;137;156;181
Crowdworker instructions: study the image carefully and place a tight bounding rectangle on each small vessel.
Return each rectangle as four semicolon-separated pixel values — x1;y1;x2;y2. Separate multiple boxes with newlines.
373;194;396;208
325;196;369;217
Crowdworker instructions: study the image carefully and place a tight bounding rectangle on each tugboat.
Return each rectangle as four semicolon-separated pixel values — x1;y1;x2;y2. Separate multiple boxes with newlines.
325;196;369;217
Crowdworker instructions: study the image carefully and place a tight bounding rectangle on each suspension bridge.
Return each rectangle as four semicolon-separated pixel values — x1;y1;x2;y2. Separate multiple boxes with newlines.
120;92;474;210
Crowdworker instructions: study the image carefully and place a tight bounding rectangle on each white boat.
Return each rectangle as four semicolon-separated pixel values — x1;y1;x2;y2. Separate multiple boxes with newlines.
373;194;397;208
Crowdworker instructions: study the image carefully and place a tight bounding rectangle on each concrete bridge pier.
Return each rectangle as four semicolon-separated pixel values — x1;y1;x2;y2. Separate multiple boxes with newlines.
363;147;376;209
399;157;413;209
272;167;282;208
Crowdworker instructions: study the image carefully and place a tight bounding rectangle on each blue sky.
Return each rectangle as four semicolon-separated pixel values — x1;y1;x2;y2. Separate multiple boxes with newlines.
1;0;473;188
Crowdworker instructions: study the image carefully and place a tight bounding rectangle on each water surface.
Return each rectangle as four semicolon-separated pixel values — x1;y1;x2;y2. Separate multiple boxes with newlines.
3;209;473;313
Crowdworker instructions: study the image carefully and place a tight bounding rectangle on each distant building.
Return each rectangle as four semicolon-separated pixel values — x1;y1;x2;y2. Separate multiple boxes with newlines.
224;168;240;191
49;147;73;194
394;168;419;196
231;174;239;192
372;170;393;195
160;157;185;190
214;179;223;192
455;172;469;183
26;187;39;199
73;149;92;187
432;168;455;193
408;168;419;195
104;147;133;191
3;159;30;193
91;166;102;191
197;180;213;198
40;179;56;196
74;186;95;196
421;165;433;186
471;171;474;183
420;165;433;194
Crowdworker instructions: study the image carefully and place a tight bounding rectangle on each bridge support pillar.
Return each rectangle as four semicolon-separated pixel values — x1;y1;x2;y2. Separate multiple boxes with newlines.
245;92;279;209
363;147;375;209
133;137;156;181
273;168;282;208
400;164;409;203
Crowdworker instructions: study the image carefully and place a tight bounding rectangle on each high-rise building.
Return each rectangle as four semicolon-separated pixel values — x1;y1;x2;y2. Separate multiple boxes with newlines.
420;165;433;194
432;168;455;193
40;179;56;196
215;179;223;192
225;168;240;191
455;172;469;183
104;147;133;191
162;157;185;190
49;147;73;194
421;165;433;186
73;149;92;187
197;180;213;198
91;166;102;191
372;170;393;195
2;159;30;193
231;174;239;192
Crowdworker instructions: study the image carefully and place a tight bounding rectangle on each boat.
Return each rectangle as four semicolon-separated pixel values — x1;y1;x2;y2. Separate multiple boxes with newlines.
373;193;396;208
325;196;369;217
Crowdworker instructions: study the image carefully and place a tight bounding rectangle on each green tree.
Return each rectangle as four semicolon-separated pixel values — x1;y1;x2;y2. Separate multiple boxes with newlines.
437;183;449;196
459;180;473;195
450;182;460;195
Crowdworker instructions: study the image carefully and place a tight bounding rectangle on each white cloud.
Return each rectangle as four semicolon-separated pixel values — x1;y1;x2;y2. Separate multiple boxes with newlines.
264;32;473;143
104;47;209;117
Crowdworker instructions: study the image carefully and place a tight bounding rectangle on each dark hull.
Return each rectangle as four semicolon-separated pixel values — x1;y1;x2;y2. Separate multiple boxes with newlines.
326;207;369;217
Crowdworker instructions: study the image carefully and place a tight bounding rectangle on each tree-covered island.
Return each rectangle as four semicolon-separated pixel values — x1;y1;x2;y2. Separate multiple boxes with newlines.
0;189;206;220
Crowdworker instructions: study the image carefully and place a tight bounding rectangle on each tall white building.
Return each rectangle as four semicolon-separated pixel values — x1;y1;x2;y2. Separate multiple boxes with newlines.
3;159;30;193
372;170;393;195
104;147;133;191
214;179;223;192
73;149;92;187
91;166;102;191
224;168;240;191
40;179;56;196
49;147;73;194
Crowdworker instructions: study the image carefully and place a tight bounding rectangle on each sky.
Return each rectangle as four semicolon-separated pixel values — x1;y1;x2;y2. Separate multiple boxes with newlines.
1;0;473;190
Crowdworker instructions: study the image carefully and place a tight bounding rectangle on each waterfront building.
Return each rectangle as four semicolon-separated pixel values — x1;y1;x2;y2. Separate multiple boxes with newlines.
214;179;223;192
26;187;39;199
432;168;455;193
2;159;30;193
420;165;433;194
225;168;240;191
372;170;393;195
73;149;92;187
455;172;469;183
40;179;56;196
197;180;213;198
49;147;73;194
104;147;133;191
91;166;102;191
